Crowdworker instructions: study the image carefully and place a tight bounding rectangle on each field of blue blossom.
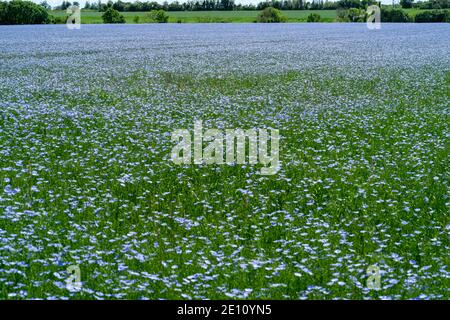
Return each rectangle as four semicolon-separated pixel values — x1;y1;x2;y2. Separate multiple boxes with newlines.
0;23;449;300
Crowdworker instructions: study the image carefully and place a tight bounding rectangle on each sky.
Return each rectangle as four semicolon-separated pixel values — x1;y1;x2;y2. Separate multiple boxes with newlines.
31;0;397;8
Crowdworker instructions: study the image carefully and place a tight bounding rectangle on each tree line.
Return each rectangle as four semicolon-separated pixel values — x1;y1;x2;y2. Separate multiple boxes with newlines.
58;0;337;11
53;0;448;12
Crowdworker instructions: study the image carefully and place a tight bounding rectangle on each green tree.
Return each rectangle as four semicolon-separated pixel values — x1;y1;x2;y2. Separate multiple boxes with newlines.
147;9;169;23
40;1;51;10
307;13;321;22
336;7;366;22
102;7;126;23
337;0;361;9
61;1;72;10
347;7;365;21
381;8;411;22
400;0;413;8
0;0;49;25
0;1;7;24
256;7;287;22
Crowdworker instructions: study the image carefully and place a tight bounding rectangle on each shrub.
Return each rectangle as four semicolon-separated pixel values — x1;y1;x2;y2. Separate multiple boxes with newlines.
256;7;287;23
347;7;366;22
307;13;321;22
381;8;411;22
49;15;67;24
154;10;169;23
133;15;139;23
415;9;449;22
0;0;50;25
336;9;350;22
102;7;125;24
145;10;169;23
336;8;365;22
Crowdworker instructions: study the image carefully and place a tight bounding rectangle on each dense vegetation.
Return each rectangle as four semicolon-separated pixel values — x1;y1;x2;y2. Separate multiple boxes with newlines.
412;0;448;9
63;0;341;12
256;6;287;22
307;12;321;21
415;9;449;22
55;0;449;12
381;7;412;22
102;7;125;23
0;0;49;24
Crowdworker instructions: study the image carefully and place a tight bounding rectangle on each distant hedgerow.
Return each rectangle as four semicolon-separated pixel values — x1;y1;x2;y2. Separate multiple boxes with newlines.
414;10;449;22
381;8;411;22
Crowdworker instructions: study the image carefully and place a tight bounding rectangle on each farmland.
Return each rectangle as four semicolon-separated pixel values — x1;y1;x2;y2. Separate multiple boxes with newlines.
49;8;440;23
52;9;338;23
0;23;449;299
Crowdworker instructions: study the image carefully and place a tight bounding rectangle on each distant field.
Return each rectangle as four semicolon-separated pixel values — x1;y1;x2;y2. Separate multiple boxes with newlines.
51;8;439;24
51;10;338;23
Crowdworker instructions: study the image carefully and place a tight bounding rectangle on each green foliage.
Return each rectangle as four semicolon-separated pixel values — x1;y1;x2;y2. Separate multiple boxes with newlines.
0;2;7;23
337;0;362;9
381;8;411;22
133;15;139;23
102;7;126;23
0;0;49;25
59;0;72;10
415;0;448;9
49;15;67;24
39;1;51;10
81;0;338;12
256;7;287;23
347;7;365;21
400;0;413;9
145;9;169;23
414;9;449;22
336;8;365;22
307;13;321;22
